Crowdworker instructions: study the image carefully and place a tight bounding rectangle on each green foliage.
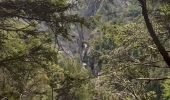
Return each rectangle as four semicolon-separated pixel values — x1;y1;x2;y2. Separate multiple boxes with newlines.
0;0;90;99
162;80;170;100
87;6;170;98
0;0;170;100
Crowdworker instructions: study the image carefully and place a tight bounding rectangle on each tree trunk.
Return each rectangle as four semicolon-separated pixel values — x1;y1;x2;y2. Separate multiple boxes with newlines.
138;0;170;67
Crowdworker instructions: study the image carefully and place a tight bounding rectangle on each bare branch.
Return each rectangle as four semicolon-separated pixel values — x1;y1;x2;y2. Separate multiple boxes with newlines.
136;77;170;81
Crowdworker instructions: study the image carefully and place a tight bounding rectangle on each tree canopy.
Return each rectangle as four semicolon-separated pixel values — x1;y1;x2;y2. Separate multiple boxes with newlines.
0;0;170;100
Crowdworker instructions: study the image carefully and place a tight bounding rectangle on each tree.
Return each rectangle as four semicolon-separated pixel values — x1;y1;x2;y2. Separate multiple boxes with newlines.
138;0;170;67
0;0;86;99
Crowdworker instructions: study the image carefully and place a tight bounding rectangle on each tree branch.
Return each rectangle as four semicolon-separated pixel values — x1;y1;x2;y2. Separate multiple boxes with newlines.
138;0;170;67
136;77;170;81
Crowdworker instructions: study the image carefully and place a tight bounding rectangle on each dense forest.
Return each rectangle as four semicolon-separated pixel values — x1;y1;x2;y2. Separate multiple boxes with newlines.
0;0;170;100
